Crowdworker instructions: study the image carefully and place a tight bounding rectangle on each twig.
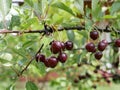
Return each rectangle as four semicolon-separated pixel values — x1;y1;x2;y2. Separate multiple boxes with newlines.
0;25;120;34
19;44;44;76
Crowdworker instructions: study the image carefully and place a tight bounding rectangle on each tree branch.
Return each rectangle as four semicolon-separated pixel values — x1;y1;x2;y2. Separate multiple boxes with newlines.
0;25;119;35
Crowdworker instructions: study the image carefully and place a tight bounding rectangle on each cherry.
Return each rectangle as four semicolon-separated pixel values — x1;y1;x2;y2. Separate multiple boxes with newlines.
58;53;67;63
105;78;111;83
92;85;97;89
73;78;79;83
90;30;99;40
50;41;62;54
78;75;86;80
92;47;97;53
96;65;100;70
85;42;95;52
93;70;98;73
48;56;58;68
37;54;45;62
101;39;108;46
61;42;65;50
94;51;103;60
44;58;50;67
115;39;120;47
98;41;107;51
86;72;91;78
77;63;82;67
65;41;73;50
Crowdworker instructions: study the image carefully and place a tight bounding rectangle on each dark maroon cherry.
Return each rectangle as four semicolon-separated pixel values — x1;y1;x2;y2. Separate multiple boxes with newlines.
38;54;45;62
94;51;103;60
92;47;97;53
77;63;82;67
90;30;99;40
78;75;86;80
98;41;107;51
58;53;67;63
92;85;97;89
44;58;50;67
35;53;45;62
48;56;58;68
105;78;111;83
93;69;98;73
50;41;62;54
61;42;65;50
85;42;95;52
65;41;73;50
73;78;79;83
101;39;108;46
115;39;120;47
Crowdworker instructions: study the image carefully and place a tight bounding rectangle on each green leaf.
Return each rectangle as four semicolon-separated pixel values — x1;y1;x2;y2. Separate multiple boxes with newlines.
26;81;38;90
0;0;12;18
66;30;75;41
6;84;15;90
52;2;75;16
21;17;39;29
0;22;4;29
9;15;21;30
92;3;102;20
110;1;120;15
33;0;42;16
103;15;116;19
25;0;33;7
78;31;88;39
0;58;10;63
36;62;46;75
0;39;7;50
92;0;99;11
11;48;27;59
22;41;36;49
74;0;84;14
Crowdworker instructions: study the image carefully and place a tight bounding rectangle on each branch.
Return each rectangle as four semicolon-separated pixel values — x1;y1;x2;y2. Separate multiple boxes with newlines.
0;26;85;34
0;25;120;35
19;44;44;76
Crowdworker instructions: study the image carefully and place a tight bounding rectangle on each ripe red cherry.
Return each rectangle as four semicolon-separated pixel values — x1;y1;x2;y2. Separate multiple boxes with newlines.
98;42;107;51
94;52;103;60
101;39;108;47
73;78;79;83
85;42;95;52
61;42;65;50
36;54;46;62
44;58;50;67
115;39;120;47
90;30;99;40
92;48;97;53
48;56;58;68
50;41;62;54
58;53;67;63
65;41;73;50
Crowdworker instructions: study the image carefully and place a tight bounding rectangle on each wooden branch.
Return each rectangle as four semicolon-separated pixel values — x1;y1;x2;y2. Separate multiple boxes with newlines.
0;26;120;34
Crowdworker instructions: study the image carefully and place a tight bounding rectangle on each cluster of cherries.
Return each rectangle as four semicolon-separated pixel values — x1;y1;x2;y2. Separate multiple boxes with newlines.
85;30;120;60
36;40;73;68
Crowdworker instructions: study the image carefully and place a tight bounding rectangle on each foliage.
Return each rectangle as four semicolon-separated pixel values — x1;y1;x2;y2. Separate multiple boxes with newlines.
0;0;120;90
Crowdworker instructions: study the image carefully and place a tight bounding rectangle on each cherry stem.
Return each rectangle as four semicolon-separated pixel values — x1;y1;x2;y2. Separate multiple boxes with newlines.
19;44;44;76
